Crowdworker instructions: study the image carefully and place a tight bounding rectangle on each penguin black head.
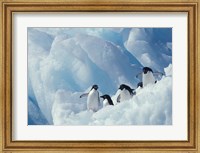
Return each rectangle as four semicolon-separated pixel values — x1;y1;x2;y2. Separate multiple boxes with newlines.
100;94;114;105
119;84;131;90
118;84;135;95
100;94;110;100
143;67;153;74
137;82;143;88
91;84;98;90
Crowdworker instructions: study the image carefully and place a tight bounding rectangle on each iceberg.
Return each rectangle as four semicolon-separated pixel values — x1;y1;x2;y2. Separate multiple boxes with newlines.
27;28;172;125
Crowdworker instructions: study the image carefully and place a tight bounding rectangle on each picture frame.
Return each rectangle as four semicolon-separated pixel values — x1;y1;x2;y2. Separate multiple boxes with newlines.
0;0;199;152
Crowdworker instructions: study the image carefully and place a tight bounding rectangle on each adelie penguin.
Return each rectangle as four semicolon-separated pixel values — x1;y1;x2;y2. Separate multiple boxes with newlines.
117;84;135;103
142;67;156;87
100;94;114;107
136;67;164;87
80;84;100;112
137;82;143;88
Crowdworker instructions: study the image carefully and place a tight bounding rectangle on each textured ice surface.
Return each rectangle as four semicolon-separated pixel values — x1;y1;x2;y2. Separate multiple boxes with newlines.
27;28;172;125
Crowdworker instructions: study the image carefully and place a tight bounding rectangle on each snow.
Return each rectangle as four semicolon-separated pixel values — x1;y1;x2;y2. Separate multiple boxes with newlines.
28;28;172;125
164;63;172;76
52;73;172;125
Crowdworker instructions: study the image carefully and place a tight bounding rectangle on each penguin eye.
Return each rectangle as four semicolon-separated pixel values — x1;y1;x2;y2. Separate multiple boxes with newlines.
144;69;148;74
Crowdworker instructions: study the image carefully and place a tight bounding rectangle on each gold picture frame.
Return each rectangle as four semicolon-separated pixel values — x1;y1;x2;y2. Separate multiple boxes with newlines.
0;0;199;152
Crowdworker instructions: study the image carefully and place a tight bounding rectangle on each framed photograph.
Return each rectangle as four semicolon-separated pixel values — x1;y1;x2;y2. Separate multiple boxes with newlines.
1;0;200;152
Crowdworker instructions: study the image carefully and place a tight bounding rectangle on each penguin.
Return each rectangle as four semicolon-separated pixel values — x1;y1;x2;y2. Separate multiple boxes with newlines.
117;84;135;103
137;82;143;88
100;94;114;107
142;67;156;87
80;84;100;112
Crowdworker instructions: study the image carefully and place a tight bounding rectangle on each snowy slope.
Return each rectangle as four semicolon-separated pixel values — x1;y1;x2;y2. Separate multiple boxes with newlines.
52;65;172;125
28;28;172;125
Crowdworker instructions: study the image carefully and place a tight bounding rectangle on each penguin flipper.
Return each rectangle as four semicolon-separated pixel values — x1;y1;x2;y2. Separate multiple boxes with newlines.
80;93;89;98
108;100;114;105
117;95;121;103
98;92;100;105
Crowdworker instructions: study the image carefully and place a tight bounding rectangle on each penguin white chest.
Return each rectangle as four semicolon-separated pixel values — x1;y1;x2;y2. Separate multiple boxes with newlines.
103;99;109;107
120;89;132;102
142;71;155;87
87;89;99;111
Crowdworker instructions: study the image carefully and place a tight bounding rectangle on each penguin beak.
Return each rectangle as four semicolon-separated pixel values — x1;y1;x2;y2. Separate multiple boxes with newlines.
100;96;103;98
